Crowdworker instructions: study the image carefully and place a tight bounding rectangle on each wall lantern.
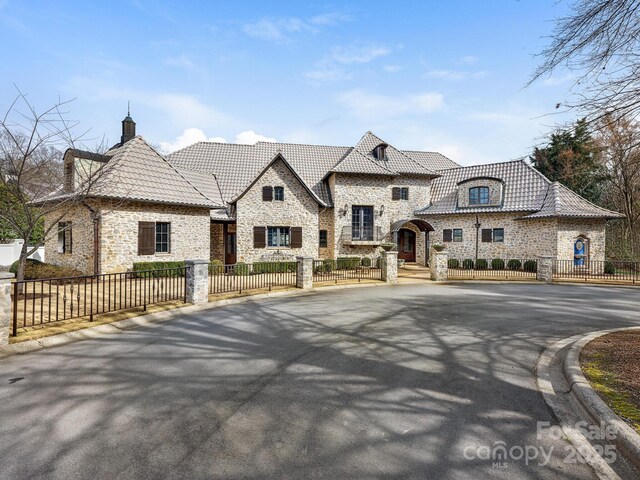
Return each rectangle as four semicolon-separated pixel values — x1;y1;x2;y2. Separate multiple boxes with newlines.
378;205;385;216
339;204;349;216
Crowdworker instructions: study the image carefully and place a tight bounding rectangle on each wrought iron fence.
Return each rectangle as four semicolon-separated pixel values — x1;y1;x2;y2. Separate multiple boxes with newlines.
11;266;188;336
447;258;538;279
554;260;640;283
208;261;298;294
312;258;383;284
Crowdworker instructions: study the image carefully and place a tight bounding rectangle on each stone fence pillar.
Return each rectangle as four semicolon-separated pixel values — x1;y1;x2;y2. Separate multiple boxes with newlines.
297;257;313;289
0;272;14;346
381;251;398;284
430;251;448;281
537;256;553;283
185;259;209;304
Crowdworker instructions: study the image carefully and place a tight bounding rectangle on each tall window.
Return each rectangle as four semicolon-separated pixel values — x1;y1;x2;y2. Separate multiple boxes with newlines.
319;229;328;248
155;222;171;253
57;221;72;254
469;186;490;205
453;228;463;242
268;227;290;247
352;205;374;240
274;186;285;201
400;187;409;200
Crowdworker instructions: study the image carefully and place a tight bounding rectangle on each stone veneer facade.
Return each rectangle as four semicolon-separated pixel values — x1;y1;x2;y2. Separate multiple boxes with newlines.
44;203;96;273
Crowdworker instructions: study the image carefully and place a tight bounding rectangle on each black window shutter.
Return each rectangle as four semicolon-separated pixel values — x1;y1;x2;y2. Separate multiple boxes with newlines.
290;227;303;248
262;186;273;201
138;222;156;255
66;221;73;254
482;229;493;243
443;229;452;242
253;226;266;248
391;187;401;200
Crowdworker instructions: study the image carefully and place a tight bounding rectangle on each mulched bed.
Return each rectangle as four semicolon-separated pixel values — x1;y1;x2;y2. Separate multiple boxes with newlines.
581;331;640;431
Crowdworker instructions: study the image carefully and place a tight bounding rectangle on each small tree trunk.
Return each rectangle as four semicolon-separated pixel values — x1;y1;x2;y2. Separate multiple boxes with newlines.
16;241;28;294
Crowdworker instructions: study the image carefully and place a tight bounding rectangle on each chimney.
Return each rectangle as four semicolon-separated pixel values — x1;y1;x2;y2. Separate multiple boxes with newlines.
121;103;136;144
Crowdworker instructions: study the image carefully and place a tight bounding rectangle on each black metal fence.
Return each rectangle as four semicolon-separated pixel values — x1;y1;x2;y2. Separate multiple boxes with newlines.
208;261;298;294
312;258;383;284
11;266;188;336
447;258;538;279
554;260;640;283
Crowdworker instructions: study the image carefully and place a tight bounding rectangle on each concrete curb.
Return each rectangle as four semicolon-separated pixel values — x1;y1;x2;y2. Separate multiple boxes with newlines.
0;282;396;358
563;327;640;471
536;334;621;480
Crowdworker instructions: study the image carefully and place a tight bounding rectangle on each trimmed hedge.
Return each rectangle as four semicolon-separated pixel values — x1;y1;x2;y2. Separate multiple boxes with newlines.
491;258;505;270
604;260;616;275
9;258;43;275
253;261;297;274
476;259;488;270
132;261;186;278
336;256;361;270
361;257;372;267
11;261;83;280
523;260;538;273
209;259;224;275
233;262;249;276
462;259;475;269
507;259;522;271
448;259;460;269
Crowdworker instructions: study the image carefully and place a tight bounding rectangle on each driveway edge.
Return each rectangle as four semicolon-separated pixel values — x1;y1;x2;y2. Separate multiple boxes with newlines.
0;282;396;358
563;327;640;471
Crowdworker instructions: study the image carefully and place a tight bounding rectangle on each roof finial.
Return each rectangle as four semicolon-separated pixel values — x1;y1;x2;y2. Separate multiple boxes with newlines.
127;101;130;117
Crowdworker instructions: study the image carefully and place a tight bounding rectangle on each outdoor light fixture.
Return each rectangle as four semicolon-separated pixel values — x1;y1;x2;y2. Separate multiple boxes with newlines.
340;204;348;216
379;205;385;216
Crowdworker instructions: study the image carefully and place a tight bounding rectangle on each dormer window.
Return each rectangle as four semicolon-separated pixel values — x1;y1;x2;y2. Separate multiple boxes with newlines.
469;186;490;205
373;144;387;160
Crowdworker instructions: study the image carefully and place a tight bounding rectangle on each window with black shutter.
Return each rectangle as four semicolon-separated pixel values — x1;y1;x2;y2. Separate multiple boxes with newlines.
400;187;409;200
443;229;453;242
254;226;266;248
156;222;171;253
290;227;302;248
392;187;401;200
57;221;73;254
481;229;493;243
138;222;156;255
453;228;463;242
319;229;328;248
274;186;284;201
262;186;273;201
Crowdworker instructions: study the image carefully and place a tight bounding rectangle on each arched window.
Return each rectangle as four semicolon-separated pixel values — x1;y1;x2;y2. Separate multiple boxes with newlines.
373;144;387;160
573;236;589;266
469;186;489;205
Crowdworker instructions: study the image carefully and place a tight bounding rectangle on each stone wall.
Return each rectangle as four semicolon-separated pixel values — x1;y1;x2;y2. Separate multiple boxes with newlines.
331;173;431;259
556;218;606;262
400;222;427;266
236;158;320;263
318;208;335;260
100;201;210;273
457;178;503;208
420;212;559;260
210;222;224;262
44;203;96;273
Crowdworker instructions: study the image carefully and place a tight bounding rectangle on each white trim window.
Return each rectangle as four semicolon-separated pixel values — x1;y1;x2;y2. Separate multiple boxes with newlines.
267;226;290;247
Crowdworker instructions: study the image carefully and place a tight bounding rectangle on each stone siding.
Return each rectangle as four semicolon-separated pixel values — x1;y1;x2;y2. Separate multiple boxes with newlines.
100;201;210;273
457;178;503;208
331;173;431;259
236;158;320;263
44;204;96;274
420;213;559;261
210;223;224;262
556;218;606;262
318;208;335;259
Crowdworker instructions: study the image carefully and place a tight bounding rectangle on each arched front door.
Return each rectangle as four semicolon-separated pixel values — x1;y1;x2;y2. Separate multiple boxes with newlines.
397;228;416;262
574;236;589;266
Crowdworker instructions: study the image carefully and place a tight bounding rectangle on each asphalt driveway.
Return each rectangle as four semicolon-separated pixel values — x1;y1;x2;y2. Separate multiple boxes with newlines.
1;283;639;480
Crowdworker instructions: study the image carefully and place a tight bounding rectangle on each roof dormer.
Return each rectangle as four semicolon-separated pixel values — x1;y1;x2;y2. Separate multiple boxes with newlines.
373;143;388;160
456;176;504;208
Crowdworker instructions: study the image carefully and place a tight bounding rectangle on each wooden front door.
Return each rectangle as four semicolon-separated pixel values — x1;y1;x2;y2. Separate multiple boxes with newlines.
224;225;236;265
398;228;416;262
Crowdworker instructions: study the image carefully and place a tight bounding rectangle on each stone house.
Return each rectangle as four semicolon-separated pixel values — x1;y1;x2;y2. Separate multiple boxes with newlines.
42;114;623;274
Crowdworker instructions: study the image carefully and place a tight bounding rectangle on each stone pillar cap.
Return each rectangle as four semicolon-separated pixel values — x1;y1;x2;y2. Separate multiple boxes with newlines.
185;259;210;265
0;272;15;280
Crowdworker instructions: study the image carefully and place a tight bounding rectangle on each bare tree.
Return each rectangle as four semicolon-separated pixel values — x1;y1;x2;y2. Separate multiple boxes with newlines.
0;89;110;283
529;0;640;125
597;115;640;258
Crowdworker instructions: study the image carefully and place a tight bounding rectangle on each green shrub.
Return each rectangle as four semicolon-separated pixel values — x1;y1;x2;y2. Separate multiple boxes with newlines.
448;259;460;269
507;259;522;271
491;258;505;270
132;261;186;278
319;259;335;273
209;259;224;275
253;261;297;274
361;257;372;267
375;257;383;269
462;259;475;269
523;260;538;272
13;261;84;280
336;256;361;270
604;260;616;275
233;262;249;276
476;259;488;270
9;258;43;275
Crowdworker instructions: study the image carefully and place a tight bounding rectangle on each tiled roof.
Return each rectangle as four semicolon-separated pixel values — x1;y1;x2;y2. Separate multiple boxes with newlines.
173;167;225;207
44;137;225;208
331;132;439;177
521;182;624;219
402;150;460;171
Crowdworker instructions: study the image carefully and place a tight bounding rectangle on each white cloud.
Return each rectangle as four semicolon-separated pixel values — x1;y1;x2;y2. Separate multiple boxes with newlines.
336;89;444;118
242;17;313;42
460;55;479;65
164;55;195;69
305;68;352;84
159;128;276;154
383;65;402;73
309;12;351;25
329;43;391;64
424;69;487;80
234;130;276;144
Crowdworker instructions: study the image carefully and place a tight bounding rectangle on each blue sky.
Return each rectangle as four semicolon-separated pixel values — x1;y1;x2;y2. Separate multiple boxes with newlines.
0;0;577;165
